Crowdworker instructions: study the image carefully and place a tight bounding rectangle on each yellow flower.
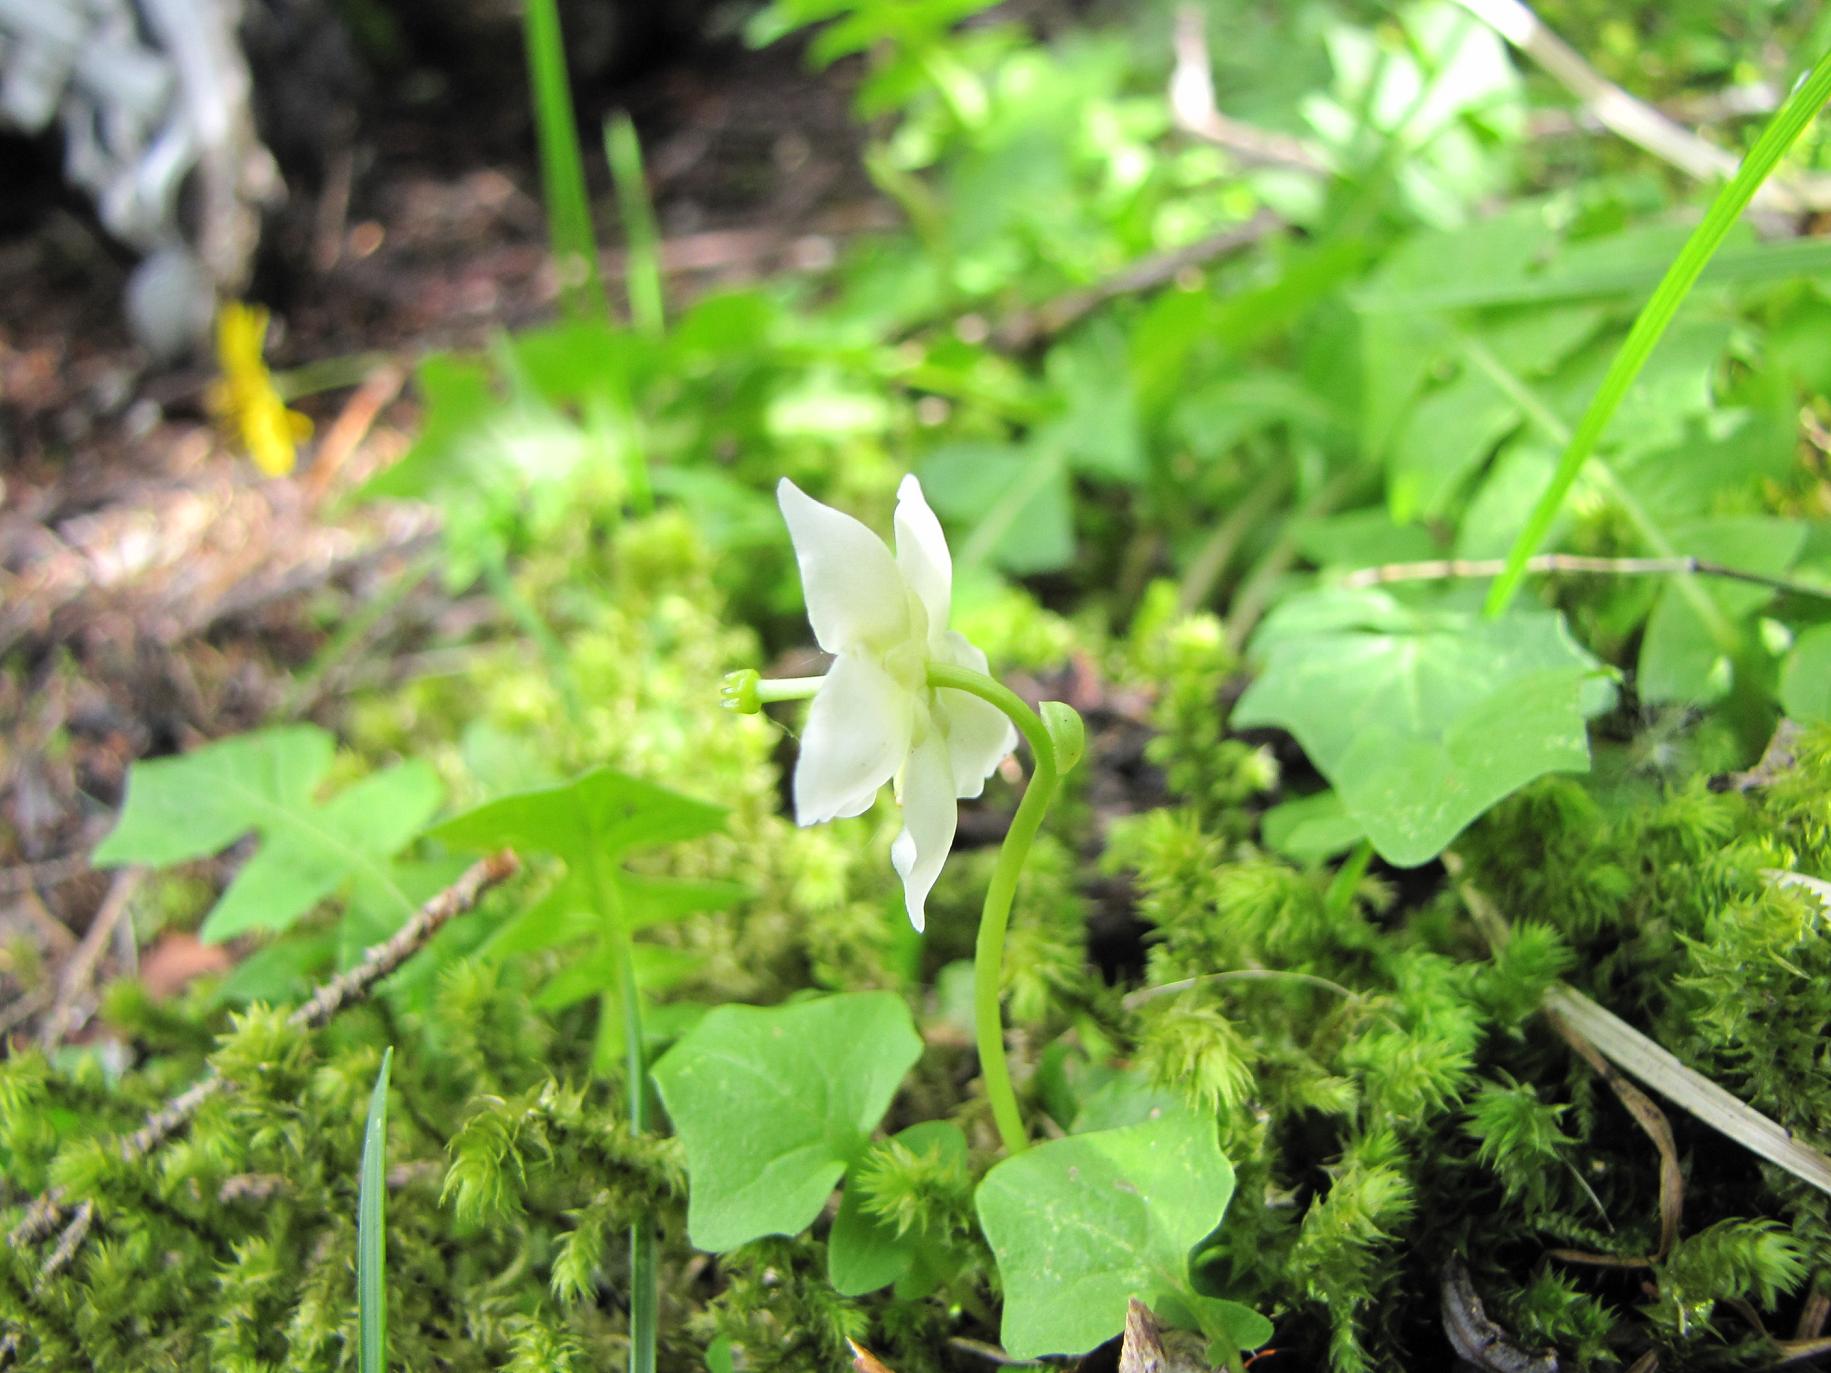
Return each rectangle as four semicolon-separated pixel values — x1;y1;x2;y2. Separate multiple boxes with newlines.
207;302;311;476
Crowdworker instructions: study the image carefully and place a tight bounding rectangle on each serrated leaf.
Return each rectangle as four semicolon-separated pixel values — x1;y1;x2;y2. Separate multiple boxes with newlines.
828;1120;968;1297
1234;589;1610;865
651;992;922;1252
94;727;443;942
975;1112;1237;1360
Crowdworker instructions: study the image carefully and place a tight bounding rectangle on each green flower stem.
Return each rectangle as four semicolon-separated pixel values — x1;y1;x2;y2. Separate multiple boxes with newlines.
587;849;656;1373
755;675;826;703
927;662;1065;1156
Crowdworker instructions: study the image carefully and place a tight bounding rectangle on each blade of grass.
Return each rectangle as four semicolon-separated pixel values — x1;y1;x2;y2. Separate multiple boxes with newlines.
358;1045;393;1373
1486;50;1831;617
523;0;609;321
605;115;665;339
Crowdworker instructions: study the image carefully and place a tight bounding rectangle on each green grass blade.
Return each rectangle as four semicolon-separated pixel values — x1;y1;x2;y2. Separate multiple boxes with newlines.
522;0;609;321
1486;50;1831;617
358;1045;394;1373
605;115;665;338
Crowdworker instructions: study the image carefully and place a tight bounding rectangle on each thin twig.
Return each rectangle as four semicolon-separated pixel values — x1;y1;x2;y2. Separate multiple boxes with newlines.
1545;985;1831;1199
944;1336;1038;1367
0;854;93;899
1448;859;1831;1203
302;362;407;507
1169;5;1331;174
287;849;517;1030
1541;1000;1684;1266
39;868;144;1049
1339;552;1831;601
1794;1287;1831;1342
1123;966;1359;1010
5;852;519;1306
1450;0;1831;213
990;211;1282;352
0;987;51;1040
1769;1336;1831;1368
3;885;79;961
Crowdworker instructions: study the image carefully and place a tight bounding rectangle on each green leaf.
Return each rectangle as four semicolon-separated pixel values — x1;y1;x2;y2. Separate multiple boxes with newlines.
828;1120;967;1296
213;929;336;1007
975;1112;1237;1360
1636;518;1806;704
1387;369;1520;521
1333;667;1596;866
1488;50;1831;614
1046;324;1144;482
522;0;609;321
1260;790;1366;865
1233;589;1610;865
1040;701;1086;774
433;768;734;1043
93;727;443;942
918;440;1074;576
650;992;922;1252
1781;625;1831;724
433;766;726;861
358;1046;393;1373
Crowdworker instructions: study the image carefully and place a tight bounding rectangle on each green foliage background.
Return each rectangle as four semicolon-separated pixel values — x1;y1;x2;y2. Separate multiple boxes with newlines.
7;0;1831;1368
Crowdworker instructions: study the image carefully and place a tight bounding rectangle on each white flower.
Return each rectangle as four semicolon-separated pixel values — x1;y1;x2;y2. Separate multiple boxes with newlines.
777;475;1018;931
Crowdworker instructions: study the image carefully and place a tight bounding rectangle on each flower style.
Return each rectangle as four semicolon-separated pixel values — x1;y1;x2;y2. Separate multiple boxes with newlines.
777;476;1017;930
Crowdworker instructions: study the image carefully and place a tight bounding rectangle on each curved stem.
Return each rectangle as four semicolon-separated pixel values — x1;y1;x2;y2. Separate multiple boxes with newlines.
926;663;1062;1156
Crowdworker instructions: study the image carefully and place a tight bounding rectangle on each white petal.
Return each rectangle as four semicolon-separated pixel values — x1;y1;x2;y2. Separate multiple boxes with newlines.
935;631;1018;799
894;474;951;646
777;479;911;654
890;733;957;933
794;655;914;826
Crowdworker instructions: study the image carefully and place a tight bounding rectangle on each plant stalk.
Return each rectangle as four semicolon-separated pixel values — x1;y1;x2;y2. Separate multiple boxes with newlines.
926;663;1064;1155
588;850;657;1373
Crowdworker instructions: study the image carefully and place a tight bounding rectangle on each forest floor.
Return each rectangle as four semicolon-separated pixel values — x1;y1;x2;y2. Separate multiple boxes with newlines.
0;24;871;1025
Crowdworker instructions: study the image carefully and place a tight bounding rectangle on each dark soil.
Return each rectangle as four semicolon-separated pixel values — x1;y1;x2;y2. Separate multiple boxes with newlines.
0;13;870;944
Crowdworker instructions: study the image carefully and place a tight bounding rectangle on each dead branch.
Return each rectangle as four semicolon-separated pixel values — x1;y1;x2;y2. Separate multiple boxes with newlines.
3;850;519;1313
1339;553;1831;602
38;867;144;1049
1451;0;1831;213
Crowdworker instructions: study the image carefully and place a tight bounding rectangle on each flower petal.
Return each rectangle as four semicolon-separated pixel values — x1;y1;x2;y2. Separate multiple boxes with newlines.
894;474;951;646
778;479;910;654
794;654;915;826
890;732;957;932
936;631;1018;799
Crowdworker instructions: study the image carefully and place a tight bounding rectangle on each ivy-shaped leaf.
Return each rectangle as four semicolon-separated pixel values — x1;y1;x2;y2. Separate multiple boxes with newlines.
1233;588;1611;866
975;1112;1244;1360
93;726;442;943
650;992;922;1253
